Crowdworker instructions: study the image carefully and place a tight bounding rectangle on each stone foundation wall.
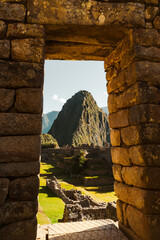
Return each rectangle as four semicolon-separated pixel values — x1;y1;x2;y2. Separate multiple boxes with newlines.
105;26;160;240
0;1;45;239
47;177;117;222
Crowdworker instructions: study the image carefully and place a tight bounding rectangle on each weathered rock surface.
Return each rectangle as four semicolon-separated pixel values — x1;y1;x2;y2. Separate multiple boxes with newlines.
0;3;26;22
0;20;6;39
126;205;160;240
129;144;160;167
0;218;37;240
7;23;45;38
27;1;145;27
121;123;160;146
9;176;39;200
0;113;42;136
0;40;10;59
15;88;42;114
111;147;131;166
49;90;110;147
0;200;38;224
0;178;9;205
0;60;44;88
0;136;40;163
11;38;45;63
115;181;160;214
0;161;40;177
122;166;160;189
0;89;15;112
110;129;121;147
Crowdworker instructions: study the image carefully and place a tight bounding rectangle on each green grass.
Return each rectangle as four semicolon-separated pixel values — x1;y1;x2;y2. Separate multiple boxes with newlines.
38;160;117;224
37;162;65;225
37;204;50;225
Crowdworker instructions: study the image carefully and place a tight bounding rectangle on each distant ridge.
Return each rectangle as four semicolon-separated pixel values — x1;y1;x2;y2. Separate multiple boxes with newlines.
101;107;109;115
42;111;59;133
49;90;110;147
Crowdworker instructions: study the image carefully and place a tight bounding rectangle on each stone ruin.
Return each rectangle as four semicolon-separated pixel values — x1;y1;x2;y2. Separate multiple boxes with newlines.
42;144;114;187
0;0;160;239
46;176;117;223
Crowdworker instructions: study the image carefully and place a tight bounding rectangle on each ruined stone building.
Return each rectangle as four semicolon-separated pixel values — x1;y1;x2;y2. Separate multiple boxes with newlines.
0;1;160;240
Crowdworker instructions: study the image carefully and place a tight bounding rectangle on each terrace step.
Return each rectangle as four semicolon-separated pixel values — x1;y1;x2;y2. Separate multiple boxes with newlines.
83;175;114;186
84;168;109;176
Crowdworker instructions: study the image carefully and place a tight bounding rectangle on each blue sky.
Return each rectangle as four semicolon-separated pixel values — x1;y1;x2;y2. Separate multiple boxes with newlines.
43;60;108;114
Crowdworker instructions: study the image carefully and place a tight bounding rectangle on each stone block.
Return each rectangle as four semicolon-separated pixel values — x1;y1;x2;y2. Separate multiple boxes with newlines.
0;161;40;177
0;218;37;240
119;222;140;240
106;67;117;82
129;104;160;125
122;166;160;189
7;23;45;38
108;93;118;114
107;70;126;93
129;144;160;167
0;89;15;112
117;82;160;110
0;178;9;205
105;29;160;70
110;129;121;146
116;200;123;223
0;60;44;88
115;181;160;214
15;88;42;113
9;176;39;200
0;3;26;22
153;15;160;29
0;113;42;136
0;200;38;224
107;60;160;93
11;38;45;63
126;205;160;240
146;22;153;28
145;6;158;21
135;45;160;61
132;28;160;47
0;136;40;163
111;147;131;166
112;164;123;182
145;0;158;4
0;40;10;59
121;123;160;146
27;1;145;28
46;40;113;61
109;104;160;127
0;20;6;39
109;109;129;128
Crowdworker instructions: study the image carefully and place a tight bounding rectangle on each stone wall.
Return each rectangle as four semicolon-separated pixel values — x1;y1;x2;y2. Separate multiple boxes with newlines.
105;23;160;240
0;0;160;239
0;1;45;239
47;176;117;222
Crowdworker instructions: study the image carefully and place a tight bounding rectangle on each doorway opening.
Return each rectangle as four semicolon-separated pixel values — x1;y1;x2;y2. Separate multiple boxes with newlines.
38;60;115;226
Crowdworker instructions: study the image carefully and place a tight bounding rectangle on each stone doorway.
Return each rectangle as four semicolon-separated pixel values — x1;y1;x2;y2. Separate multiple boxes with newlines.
0;1;160;240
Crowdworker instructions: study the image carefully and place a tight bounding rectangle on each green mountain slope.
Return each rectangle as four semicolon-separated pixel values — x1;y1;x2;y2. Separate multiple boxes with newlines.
49;90;110;147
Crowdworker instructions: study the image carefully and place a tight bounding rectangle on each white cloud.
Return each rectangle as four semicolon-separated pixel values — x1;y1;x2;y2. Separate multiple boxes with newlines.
59;98;67;104
52;94;66;104
52;94;58;100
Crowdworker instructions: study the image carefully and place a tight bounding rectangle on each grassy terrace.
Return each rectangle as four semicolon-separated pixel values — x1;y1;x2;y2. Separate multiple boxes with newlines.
38;160;117;225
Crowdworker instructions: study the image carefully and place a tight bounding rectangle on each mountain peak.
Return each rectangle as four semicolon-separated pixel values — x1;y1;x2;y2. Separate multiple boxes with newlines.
49;91;110;147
